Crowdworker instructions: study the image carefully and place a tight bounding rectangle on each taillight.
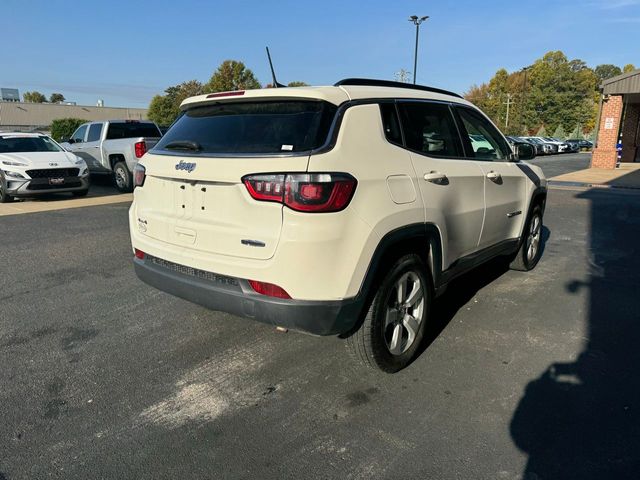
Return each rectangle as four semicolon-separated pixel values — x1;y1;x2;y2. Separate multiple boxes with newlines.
134;141;147;158
243;174;285;202
248;280;291;299
242;173;356;213
133;164;146;188
134;248;145;259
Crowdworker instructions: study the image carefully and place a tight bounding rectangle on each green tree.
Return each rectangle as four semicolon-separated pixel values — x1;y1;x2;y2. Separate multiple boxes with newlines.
205;60;261;93
23;91;46;103
525;51;597;135
553;124;566;139
569;124;582;139
148;80;204;126
49;93;65;103
536;125;547;137
287;81;309;87
594;64;622;84
50;118;86;142
623;63;637;73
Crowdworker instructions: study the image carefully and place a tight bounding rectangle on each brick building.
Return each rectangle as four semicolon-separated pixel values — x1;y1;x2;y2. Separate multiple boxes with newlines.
592;69;640;169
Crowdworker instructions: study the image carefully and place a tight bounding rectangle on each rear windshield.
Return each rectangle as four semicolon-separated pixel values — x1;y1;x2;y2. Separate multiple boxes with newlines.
154;100;337;155
106;122;160;139
0;135;62;153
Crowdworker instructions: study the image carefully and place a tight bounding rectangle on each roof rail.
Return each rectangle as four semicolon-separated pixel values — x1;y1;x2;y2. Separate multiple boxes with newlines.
334;78;463;99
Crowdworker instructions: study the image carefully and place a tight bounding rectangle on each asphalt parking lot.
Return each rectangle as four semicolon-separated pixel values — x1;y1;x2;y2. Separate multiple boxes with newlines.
2;155;639;479
528;151;591;178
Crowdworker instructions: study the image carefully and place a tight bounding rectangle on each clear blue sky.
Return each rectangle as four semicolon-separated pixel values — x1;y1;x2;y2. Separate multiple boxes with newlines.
2;0;639;107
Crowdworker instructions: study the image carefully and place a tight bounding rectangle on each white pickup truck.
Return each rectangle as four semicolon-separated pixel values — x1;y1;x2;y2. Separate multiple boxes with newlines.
62;120;162;192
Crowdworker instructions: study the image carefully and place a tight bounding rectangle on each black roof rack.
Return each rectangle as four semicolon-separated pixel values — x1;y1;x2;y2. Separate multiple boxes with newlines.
334;78;463;99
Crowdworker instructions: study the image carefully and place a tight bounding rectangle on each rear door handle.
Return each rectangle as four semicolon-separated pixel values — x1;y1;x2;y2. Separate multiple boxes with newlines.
423;172;448;183
486;171;502;182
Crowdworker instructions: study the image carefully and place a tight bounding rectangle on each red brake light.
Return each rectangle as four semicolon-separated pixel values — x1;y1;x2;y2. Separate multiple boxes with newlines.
206;91;245;98
242;173;356;213
134;141;147;158
133;164;146;187
134;248;145;259
248;280;291;299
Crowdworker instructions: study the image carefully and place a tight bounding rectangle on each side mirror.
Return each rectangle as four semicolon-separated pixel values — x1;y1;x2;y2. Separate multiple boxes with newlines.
64;138;75;144
516;143;535;161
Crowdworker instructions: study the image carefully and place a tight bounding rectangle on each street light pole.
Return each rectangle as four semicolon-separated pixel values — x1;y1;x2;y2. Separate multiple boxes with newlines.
409;15;429;84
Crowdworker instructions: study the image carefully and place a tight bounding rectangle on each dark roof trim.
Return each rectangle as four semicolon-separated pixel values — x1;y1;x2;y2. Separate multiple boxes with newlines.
601;69;640;95
334;78;463;99
602;68;640;86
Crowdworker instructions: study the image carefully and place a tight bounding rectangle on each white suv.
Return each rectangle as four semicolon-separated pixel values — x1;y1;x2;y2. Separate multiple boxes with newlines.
129;79;546;372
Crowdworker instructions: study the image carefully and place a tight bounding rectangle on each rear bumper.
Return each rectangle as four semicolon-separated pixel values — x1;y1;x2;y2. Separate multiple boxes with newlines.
133;255;363;336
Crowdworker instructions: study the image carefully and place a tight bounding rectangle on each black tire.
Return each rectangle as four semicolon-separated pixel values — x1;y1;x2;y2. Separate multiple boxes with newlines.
113;161;133;193
510;204;543;271
346;254;431;373
0;181;14;203
72;189;89;197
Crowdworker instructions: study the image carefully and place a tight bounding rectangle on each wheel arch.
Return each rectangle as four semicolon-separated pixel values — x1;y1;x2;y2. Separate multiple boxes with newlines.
109;153;127;170
357;223;443;302
340;223;443;339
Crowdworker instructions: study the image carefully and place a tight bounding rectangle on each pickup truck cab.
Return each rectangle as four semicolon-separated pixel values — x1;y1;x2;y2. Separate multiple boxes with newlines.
63;120;162;192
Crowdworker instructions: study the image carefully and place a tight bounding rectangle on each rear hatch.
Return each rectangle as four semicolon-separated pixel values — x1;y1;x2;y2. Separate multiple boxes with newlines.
135;98;338;260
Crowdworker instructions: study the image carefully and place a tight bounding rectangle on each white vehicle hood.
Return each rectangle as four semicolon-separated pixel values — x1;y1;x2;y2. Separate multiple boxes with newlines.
0;151;80;169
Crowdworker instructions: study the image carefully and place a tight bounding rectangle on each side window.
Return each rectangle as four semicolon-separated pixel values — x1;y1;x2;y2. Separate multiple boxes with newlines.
87;123;103;142
71;125;88;143
397;101;463;158
455;107;511;161
379;103;403;146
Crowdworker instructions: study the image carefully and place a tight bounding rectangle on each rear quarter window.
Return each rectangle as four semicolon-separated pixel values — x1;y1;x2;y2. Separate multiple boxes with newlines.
154;100;337;155
106;122;161;139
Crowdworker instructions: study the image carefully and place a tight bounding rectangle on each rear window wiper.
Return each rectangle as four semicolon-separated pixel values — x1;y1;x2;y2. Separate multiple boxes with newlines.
163;140;202;151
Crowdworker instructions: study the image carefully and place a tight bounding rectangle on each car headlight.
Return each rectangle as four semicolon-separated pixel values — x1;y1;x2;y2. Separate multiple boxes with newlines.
75;157;87;166
2;170;26;179
1;160;27;167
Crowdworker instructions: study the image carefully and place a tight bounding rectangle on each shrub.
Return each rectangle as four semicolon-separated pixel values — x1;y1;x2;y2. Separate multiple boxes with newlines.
50;118;86;142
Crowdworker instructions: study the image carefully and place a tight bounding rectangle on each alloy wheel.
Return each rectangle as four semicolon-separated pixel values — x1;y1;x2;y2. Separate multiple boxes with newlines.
115;167;127;189
384;272;425;355
526;214;541;261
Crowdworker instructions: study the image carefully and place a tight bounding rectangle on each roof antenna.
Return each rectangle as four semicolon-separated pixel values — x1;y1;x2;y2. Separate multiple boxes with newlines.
266;47;286;88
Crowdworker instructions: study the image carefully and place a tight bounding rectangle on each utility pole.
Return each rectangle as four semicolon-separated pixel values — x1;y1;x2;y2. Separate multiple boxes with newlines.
519;66;531;135
408;15;429;84
504;93;514;129
395;69;412;83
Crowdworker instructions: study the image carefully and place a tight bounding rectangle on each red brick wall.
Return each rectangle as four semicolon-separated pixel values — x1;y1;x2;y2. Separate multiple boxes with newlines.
621;102;639;163
592;95;623;169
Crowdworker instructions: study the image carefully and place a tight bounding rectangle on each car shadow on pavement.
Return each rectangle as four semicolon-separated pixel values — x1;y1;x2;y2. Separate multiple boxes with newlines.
510;189;640;479
418;226;551;358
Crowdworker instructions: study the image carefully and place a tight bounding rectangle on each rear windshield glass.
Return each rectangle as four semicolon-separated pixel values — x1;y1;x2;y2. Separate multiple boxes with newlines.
154;101;337;155
0;136;62;153
106;122;160;139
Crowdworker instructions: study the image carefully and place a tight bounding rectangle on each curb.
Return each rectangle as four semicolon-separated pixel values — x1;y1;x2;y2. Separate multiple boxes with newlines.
549;180;640;191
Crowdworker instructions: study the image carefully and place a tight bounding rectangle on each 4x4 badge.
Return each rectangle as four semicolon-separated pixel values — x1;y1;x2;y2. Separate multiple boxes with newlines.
175;160;196;173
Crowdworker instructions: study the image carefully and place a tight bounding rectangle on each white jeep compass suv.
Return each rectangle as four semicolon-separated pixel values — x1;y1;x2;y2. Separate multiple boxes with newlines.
129;79;546;372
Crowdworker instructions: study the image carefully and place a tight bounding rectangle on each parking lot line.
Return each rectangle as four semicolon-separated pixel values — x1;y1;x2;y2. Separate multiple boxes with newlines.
0;194;132;217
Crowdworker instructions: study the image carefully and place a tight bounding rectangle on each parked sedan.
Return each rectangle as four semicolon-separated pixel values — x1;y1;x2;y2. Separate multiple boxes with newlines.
543;137;570;153
563;139;581;153
0;133;90;203
566;139;593;151
524;137;553;155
